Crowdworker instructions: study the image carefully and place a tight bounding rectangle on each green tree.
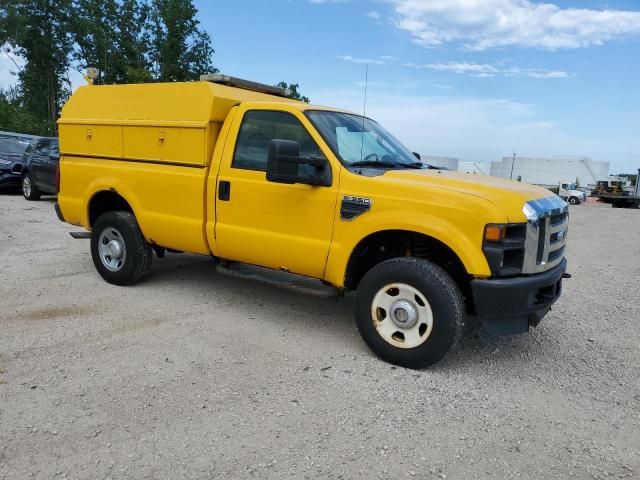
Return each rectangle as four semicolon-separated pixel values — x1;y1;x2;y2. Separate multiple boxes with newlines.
0;0;217;135
69;0;155;84
69;0;119;84
149;0;215;81
0;88;51;135
114;0;153;83
1;0;73;134
276;82;310;103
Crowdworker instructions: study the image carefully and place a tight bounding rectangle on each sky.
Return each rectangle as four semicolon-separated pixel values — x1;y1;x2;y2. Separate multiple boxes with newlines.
1;0;639;172
196;0;640;173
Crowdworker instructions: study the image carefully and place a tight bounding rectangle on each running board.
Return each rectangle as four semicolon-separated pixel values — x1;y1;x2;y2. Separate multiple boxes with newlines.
69;231;91;239
215;262;341;299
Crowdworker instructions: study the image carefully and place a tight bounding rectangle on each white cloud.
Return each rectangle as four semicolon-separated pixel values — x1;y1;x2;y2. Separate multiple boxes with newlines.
390;0;640;50
527;70;569;79
405;61;569;79
367;10;381;19
337;55;387;65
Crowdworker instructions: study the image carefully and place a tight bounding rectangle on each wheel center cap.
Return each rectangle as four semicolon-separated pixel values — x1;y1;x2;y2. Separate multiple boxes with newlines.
390;300;418;329
107;240;123;259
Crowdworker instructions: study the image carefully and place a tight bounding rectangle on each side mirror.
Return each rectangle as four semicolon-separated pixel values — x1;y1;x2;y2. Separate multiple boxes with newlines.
266;139;331;187
412;152;421;160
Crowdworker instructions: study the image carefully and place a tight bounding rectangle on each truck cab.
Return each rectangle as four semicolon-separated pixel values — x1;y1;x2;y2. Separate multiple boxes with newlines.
55;75;569;368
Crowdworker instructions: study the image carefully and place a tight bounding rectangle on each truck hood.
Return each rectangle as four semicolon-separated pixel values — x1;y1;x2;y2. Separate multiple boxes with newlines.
383;169;556;222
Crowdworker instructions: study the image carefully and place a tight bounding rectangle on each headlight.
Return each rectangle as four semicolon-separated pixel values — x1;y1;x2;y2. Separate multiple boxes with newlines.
0;159;11;166
522;203;539;223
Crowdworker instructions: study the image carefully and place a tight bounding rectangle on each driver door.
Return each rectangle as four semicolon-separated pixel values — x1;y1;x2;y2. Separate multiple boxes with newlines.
214;105;340;278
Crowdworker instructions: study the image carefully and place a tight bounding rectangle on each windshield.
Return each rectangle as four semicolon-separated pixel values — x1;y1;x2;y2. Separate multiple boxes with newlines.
305;110;423;168
0;140;29;155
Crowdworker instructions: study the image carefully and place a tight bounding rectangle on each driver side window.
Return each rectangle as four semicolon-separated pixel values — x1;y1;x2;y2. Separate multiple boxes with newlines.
232;110;324;172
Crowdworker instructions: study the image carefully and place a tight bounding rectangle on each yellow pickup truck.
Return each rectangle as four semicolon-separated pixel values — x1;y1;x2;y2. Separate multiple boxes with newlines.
55;75;569;368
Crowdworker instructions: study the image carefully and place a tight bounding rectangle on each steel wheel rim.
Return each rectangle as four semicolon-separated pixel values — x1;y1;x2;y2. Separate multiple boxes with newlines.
371;283;434;349
98;227;126;272
23;176;31;197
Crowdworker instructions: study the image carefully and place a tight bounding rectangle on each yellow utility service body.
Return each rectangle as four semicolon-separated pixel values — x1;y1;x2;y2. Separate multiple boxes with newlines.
56;78;569;368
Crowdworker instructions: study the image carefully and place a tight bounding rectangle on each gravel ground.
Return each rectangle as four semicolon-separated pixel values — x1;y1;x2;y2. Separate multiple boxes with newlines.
1;193;639;480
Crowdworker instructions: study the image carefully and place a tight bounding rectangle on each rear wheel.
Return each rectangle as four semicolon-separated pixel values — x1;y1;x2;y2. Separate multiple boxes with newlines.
354;257;464;369
22;174;41;201
90;211;152;285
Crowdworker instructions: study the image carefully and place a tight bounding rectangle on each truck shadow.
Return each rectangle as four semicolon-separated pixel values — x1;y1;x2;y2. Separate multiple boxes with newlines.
144;253;555;372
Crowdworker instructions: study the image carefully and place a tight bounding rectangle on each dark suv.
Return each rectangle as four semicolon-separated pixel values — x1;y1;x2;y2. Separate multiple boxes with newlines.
21;137;59;200
0;138;30;190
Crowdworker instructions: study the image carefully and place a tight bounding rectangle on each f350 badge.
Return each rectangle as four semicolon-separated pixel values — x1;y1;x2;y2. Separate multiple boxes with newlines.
340;195;372;221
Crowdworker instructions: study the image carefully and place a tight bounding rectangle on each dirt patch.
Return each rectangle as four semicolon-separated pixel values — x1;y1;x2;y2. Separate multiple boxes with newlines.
6;305;89;322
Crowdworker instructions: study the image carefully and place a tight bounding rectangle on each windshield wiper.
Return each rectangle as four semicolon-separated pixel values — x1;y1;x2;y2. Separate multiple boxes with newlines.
350;160;424;169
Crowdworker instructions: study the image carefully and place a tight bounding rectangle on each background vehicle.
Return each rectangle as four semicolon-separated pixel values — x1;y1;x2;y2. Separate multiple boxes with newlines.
21;137;60;200
593;180;625;196
558;181;586;205
56;76;569;368
0;138;30;191
596;169;640;208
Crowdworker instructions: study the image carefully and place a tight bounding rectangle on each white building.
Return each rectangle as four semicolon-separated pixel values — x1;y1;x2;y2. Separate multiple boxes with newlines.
421;155;459;171
490;155;609;186
458;161;492;175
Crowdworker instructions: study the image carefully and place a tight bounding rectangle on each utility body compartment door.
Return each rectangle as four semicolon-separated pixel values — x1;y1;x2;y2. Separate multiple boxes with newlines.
212;104;339;279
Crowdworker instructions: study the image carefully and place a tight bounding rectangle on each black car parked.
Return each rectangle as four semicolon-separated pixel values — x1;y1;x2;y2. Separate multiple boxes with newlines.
0;138;30;190
21;137;59;200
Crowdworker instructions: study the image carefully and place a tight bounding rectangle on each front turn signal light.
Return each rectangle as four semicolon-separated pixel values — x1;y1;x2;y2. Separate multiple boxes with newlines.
484;225;505;242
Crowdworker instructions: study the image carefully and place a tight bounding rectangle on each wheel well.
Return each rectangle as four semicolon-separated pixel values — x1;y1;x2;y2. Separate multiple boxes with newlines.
88;190;133;226
344;230;472;307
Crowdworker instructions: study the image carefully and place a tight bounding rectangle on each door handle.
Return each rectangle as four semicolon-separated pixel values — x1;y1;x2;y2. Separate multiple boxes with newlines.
218;180;231;201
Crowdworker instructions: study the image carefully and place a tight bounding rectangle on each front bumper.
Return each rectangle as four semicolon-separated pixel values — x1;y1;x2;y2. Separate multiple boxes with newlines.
471;258;567;336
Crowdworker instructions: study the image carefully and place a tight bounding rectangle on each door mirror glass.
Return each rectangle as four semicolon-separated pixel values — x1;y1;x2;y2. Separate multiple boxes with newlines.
266;139;331;187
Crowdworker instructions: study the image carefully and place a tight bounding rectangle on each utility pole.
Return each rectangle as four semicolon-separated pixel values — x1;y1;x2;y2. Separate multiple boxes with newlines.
510;151;516;180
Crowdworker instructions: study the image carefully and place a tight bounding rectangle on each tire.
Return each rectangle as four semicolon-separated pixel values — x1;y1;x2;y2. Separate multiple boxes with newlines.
22;173;41;201
354;257;464;369
568;196;580;205
90;211;152;286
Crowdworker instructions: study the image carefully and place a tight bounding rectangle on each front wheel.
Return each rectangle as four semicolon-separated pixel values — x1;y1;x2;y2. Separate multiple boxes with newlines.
90;211;152;286
22;174;41;201
568;196;580;205
354;257;464;369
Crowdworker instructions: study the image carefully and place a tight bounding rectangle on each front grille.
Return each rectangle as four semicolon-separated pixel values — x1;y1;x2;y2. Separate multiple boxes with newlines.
548;245;565;262
550;211;568;227
523;196;569;274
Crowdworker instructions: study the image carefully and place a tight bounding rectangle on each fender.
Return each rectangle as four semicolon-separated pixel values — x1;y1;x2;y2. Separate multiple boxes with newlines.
323;209;495;288
84;177;141;229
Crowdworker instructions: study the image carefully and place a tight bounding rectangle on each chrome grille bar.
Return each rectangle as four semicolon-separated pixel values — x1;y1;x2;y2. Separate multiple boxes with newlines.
522;196;568;274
